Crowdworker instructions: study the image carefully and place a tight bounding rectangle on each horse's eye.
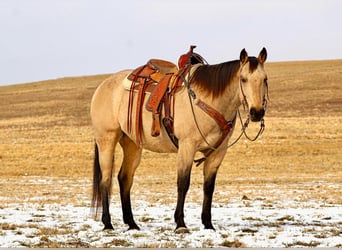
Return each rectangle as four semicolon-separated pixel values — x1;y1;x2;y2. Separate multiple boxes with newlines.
240;77;247;83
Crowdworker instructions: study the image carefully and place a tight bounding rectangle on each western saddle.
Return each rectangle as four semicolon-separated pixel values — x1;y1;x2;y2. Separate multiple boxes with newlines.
126;45;205;146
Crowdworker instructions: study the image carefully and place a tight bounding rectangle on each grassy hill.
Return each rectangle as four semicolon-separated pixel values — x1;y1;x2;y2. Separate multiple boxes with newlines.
0;74;110;128
1;60;341;128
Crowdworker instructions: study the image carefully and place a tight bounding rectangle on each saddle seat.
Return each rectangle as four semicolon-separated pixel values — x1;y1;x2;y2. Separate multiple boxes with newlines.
128;59;178;83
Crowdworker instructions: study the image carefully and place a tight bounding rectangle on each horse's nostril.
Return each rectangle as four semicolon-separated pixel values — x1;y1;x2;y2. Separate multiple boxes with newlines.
250;108;265;122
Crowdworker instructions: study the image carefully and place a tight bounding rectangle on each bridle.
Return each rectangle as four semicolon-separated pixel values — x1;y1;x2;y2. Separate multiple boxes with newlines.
228;73;269;148
183;63;268;164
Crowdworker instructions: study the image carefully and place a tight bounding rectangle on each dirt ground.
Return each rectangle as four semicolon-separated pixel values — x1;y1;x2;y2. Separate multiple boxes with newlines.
0;59;341;247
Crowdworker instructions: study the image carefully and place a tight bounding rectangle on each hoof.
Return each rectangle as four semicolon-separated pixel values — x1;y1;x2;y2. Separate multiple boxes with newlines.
175;227;190;234
103;225;114;231
128;225;140;231
204;225;216;231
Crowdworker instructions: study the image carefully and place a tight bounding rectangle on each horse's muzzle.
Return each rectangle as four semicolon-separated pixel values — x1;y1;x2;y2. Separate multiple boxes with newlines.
250;107;265;122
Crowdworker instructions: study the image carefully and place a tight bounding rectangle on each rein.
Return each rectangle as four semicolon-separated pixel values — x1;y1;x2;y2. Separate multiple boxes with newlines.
226;109;265;149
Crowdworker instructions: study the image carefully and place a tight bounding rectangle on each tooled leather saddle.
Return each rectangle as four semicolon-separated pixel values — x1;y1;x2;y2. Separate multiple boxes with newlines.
126;45;205;146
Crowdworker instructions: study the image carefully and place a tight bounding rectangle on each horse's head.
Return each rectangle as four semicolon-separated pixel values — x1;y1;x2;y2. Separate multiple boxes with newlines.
239;48;268;122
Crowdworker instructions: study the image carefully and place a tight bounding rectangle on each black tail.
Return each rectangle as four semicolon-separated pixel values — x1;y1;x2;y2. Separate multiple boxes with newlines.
91;143;102;214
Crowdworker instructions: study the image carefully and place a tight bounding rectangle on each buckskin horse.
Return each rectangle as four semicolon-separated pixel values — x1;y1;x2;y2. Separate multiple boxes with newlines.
91;46;268;232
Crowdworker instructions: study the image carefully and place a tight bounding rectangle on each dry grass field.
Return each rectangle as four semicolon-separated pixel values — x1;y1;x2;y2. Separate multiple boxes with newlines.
0;60;341;247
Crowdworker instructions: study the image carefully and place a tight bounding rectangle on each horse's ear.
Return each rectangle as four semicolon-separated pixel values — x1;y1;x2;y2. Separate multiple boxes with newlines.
258;47;267;64
240;48;249;65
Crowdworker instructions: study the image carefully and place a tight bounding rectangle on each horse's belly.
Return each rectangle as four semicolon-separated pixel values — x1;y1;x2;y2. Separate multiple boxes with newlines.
122;127;179;153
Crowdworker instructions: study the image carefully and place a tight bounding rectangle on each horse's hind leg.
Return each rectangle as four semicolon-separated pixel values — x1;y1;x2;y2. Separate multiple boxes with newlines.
93;133;119;230
118;134;142;230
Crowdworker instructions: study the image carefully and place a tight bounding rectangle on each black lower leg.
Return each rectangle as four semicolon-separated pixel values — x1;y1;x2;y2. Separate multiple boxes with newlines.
174;195;187;229
120;191;140;230
101;187;114;230
202;173;217;230
118;172;139;230
174;169;191;229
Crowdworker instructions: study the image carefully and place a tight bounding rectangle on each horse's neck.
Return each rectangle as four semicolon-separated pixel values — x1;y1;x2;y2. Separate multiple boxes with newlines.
206;76;241;121
194;76;241;121
189;61;242;121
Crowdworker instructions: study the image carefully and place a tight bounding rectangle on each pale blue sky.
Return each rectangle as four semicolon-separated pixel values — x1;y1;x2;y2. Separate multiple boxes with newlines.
0;0;341;85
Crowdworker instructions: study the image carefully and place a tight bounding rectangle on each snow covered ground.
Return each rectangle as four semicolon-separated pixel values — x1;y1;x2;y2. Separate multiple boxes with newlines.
1;180;341;248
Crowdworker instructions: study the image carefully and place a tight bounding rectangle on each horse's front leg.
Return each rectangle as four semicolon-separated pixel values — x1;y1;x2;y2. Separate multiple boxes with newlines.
202;149;227;230
174;141;196;232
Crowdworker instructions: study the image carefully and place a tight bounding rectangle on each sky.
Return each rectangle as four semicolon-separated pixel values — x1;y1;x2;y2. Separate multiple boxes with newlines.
0;0;341;86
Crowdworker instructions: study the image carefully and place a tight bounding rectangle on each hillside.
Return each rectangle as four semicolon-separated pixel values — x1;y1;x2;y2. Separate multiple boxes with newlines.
1;60;341;129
